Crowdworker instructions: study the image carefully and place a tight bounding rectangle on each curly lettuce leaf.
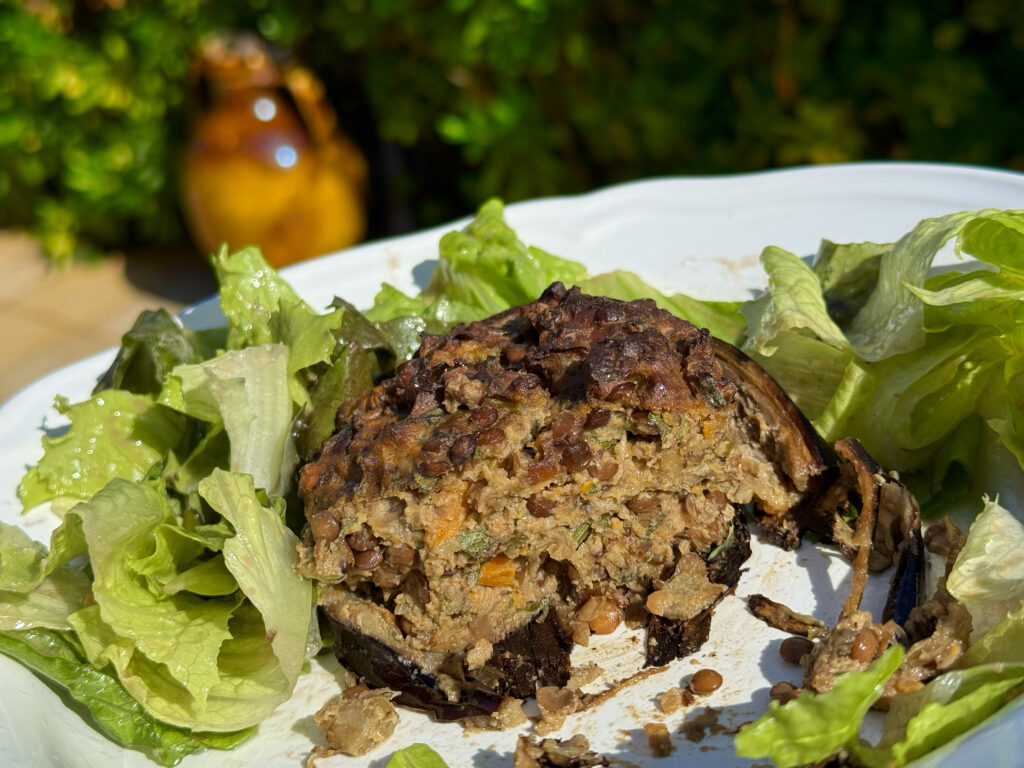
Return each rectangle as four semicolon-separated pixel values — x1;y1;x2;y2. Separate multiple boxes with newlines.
49;475;311;732
744;210;1024;483
742;246;850;355
159;345;296;497
17;391;187;513
850;329;1007;463
910;270;1024;333
957;210;1024;274
198;469;311;694
0;628;253;766
93;308;225;396
64;481;237;706
0;522;90;630
426;198;588;315
735;646;903;768
211;245;348;407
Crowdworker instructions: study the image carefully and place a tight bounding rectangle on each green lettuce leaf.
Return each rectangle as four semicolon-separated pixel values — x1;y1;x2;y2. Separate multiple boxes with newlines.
845;210;983;361
160;345;296;497
53;475;311;732
385;743;451;768
910;269;1024;332
961;601;1024;667
329;296;403;353
734;645;903;768
882;661;1024;765
164;426;230;497
0;522;90;630
295;342;374;459
0;520;49;592
957;210;1024;274
904;414;983;518
198;469;311;696
93;308;225;396
746;332;867;439
425;198;588;316
0;628;252;766
17;391;187;513
742;246;850;355
363;284;481;336
211;245;347;407
813;239;889;328
986;338;1024;468
65;481;237;708
852;329;1006;461
162;555;238;597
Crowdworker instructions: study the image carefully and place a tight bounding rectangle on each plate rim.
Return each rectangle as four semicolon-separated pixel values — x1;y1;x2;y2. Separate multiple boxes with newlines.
3;160;1024;767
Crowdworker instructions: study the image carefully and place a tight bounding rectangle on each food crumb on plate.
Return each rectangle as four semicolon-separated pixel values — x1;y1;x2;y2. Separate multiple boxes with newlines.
643;722;674;757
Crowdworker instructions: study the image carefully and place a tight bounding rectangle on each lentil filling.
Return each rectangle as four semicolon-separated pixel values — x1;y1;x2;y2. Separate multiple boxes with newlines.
297;283;830;713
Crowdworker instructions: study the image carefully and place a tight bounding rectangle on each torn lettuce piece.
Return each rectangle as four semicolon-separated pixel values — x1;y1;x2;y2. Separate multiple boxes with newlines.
910;269;1024;333
813;239;890;328
734;646;903;768
53;476;311;732
742;246;850;355
957;210;1024;274
947;496;1024;640
0;628;253;766
159;345;296;498
426;198;588;315
198;469;311;697
882;659;1024;765
94;309;226;396
211;245;347;407
65;481;237;710
17;391;187;513
294;342;374;459
363;282;481;331
852;328;1006;460
0;521;90;630
742;209;1024;479
385;743;451;768
845;210;984;361
0;521;50;592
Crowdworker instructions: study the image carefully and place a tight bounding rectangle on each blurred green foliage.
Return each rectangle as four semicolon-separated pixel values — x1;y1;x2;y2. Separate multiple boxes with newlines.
3;0;1024;262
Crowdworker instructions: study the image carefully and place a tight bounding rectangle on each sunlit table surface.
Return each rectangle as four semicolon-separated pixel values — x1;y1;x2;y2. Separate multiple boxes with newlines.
0;232;216;403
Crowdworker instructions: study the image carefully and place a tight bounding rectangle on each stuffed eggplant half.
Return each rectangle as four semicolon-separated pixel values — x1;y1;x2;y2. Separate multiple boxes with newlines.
296;283;910;720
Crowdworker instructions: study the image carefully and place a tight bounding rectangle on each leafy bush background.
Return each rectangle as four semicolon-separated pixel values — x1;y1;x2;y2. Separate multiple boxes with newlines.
3;0;1023;261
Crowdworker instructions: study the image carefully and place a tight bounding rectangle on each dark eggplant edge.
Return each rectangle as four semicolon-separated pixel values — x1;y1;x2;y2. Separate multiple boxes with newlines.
324;608;506;721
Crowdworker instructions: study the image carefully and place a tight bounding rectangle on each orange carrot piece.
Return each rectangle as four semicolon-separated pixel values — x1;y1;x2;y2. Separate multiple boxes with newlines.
478;554;516;587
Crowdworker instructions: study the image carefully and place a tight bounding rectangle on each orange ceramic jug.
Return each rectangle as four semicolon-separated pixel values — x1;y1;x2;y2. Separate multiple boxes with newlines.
182;34;367;267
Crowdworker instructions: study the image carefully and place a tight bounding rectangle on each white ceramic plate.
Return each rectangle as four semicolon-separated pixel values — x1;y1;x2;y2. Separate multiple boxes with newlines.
2;162;1024;768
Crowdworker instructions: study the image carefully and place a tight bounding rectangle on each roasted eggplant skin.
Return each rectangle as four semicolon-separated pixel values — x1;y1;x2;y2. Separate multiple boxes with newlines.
327;614;506;721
